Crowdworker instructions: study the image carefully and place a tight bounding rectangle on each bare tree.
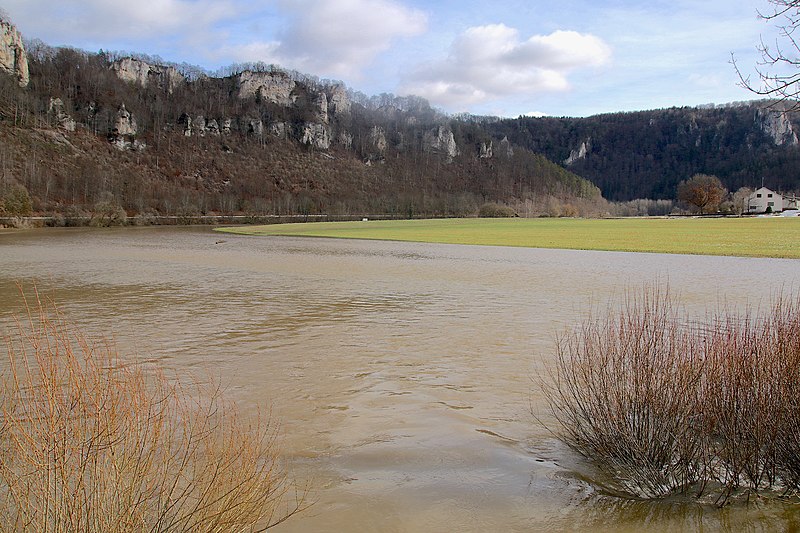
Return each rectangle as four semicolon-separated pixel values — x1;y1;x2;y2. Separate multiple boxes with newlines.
677;173;727;214
732;186;754;215
734;1;800;110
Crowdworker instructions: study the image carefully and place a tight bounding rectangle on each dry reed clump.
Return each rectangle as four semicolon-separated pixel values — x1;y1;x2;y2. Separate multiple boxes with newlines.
542;286;800;505
0;294;305;532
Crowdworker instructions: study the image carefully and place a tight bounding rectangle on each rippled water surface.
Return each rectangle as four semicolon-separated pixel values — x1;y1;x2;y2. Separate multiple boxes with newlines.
1;226;799;531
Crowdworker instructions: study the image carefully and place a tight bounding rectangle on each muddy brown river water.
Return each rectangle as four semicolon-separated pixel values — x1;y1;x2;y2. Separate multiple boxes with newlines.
1;226;799;532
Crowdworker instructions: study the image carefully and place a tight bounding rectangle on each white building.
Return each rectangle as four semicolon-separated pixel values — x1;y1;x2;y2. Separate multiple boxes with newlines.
747;187;784;213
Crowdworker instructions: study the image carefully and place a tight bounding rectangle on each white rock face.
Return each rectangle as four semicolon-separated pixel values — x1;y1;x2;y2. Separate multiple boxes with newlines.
0;20;29;87
299;122;330;149
115;104;137;136
314;92;329;124
479;141;493;159
111;57;183;93
111;104;144;150
246;118;264;136
270;121;287;138
499;136;514;158
192;115;207;136
758;109;798;146
179;114;230;136
221;118;233;134
327;85;351;115
48;97;76;132
206;118;220;136
238;70;296;105
565;139;591;165
368;126;387;154
424;126;459;160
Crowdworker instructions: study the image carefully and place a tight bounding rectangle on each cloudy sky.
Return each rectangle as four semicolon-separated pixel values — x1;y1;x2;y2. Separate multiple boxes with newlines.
1;0;781;117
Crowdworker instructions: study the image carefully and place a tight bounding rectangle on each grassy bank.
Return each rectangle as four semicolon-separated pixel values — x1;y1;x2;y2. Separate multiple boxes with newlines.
217;217;800;259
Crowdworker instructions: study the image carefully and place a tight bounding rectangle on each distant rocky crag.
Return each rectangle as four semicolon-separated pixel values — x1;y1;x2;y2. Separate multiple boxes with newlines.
0;18;28;87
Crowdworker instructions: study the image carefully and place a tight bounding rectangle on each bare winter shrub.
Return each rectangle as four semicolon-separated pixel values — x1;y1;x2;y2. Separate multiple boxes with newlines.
542;286;800;505
478;202;517;218
0;293;304;531
542;287;706;498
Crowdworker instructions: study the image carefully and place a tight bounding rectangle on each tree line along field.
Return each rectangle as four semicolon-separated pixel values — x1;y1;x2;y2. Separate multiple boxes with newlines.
217;217;800;259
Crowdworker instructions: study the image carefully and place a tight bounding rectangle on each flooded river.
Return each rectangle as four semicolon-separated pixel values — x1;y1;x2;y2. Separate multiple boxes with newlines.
1;226;798;532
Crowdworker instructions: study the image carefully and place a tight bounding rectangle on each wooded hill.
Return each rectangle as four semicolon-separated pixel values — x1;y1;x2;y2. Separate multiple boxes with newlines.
2;17;799;222
0;28;602;221
488;104;800;202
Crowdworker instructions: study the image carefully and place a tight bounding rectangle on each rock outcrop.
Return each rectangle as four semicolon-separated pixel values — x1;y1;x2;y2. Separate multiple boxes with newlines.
111;57;183;93
0;20;29;87
205;118;221;136
424;126;459;161
368;126;387;155
192;115;207;136
238;70;296;106
246;118;264;136
299;123;330;149
221;118;233;135
178;113;192;136
114;104;137;136
499;136;514;158
565;139;591;165
48;98;76;132
479;141;493;159
269;121;288;139
178;113;235;137
758;109;798;147
314;92;329;124
327;85;351;116
110;104;143;150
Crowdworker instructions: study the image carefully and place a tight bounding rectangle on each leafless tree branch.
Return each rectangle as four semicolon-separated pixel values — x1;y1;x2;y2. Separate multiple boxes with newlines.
735;0;800;111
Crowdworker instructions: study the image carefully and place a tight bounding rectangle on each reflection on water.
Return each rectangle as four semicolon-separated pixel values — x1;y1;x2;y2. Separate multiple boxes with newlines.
1;226;798;531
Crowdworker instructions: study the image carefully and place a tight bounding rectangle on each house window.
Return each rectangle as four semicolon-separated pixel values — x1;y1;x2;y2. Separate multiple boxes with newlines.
768;193;773;198
768;202;774;207
757;193;762;198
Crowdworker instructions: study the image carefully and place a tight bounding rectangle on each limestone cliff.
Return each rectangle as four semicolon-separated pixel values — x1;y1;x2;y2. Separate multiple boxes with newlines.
238;70;296;106
368;126;387;155
758;109;798;147
424;126;459;161
299;123;330;149
0;19;29;87
564;139;591;165
48;98;76;132
327;85;351;116
110;104;143;150
314;92;329;124
111;57;184;94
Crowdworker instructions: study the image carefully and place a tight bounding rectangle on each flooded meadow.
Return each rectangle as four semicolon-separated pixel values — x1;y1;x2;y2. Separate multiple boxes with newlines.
1;226;798;532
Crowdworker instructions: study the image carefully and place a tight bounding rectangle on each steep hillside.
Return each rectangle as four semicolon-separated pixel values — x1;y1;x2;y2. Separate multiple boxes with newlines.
0;23;602;220
489;104;800;201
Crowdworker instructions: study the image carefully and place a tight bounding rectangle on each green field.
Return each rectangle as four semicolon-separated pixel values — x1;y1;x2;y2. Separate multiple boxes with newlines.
216;217;800;259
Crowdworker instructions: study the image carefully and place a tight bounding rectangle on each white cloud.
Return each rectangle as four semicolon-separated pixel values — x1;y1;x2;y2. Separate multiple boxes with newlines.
3;0;233;43
269;0;428;78
6;0;427;80
401;23;611;110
